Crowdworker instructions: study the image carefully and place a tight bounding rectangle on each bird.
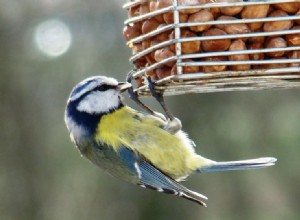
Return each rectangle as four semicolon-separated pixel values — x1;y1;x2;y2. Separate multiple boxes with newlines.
64;75;277;207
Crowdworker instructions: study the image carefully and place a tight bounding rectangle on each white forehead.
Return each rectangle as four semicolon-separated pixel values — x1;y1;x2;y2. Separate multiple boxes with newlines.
69;76;118;101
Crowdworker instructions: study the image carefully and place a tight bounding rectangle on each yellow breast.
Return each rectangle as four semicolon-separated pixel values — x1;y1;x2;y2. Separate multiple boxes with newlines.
95;106;202;179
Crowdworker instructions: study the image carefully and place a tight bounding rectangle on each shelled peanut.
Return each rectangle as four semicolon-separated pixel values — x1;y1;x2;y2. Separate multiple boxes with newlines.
123;0;300;85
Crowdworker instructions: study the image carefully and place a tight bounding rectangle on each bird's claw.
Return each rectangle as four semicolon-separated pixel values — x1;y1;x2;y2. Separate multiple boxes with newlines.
164;117;182;134
152;111;167;121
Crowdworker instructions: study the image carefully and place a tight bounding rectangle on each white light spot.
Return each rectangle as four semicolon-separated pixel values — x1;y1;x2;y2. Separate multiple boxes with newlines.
134;162;142;179
34;19;72;57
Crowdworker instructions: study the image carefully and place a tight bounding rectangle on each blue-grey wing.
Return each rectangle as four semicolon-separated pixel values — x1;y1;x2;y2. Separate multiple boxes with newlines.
118;147;208;207
83;141;207;206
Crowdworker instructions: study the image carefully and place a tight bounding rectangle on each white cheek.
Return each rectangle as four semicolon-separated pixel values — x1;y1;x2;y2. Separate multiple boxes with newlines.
77;90;120;114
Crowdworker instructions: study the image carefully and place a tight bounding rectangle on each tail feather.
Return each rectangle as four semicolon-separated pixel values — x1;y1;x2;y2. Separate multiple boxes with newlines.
198;157;277;173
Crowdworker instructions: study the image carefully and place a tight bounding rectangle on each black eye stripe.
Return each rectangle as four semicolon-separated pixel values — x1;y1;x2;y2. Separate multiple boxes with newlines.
93;85;116;92
70;83;117;102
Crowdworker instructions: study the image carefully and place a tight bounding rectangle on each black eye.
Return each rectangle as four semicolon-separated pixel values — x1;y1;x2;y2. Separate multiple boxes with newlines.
95;85;115;92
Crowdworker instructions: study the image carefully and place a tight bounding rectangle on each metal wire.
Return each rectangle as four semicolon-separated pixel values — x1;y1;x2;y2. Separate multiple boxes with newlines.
123;0;300;96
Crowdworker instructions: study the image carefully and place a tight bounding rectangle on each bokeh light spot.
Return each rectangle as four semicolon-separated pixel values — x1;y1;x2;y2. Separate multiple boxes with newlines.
34;19;72;57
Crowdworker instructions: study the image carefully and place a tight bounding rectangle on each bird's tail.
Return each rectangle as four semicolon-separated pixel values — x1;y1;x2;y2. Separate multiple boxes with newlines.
197;157;277;173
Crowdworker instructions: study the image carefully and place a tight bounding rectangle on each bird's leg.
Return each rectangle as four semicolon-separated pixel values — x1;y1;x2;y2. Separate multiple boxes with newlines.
126;71;154;114
126;70;166;121
146;76;182;134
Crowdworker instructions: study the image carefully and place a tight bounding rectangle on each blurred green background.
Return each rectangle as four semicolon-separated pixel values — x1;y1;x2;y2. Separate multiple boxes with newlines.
1;0;300;219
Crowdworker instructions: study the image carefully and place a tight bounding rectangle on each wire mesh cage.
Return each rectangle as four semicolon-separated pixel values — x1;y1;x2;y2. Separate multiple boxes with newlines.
123;0;300;96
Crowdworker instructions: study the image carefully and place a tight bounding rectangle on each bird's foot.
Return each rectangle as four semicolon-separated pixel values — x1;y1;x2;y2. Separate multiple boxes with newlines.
164;117;182;134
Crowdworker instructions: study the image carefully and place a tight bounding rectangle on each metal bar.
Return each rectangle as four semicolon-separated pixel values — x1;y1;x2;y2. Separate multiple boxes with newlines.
127;24;174;46
130;53;300;78
179;59;300;66
165;75;300;85
173;0;183;75
131;61;300;79
123;1;142;9
175;0;300;10
178;15;300;28
129;29;300;62
129;39;176;62
175;29;300;43
156;67;300;84
136;75;300;96
137;82;300;96
124;6;174;25
123;0;299;12
179;46;300;60
127;16;300;45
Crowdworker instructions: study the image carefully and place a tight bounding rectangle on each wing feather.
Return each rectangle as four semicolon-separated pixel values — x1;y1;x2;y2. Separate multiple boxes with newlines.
118;147;207;207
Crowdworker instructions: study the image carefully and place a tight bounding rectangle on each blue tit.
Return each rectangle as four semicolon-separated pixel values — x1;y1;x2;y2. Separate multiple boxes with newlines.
64;76;277;207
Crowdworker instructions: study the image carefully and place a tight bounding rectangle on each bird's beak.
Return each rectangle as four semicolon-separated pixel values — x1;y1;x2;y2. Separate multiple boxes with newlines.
117;82;132;92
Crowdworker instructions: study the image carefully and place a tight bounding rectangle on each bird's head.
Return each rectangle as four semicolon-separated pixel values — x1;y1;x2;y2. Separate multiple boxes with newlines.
64;76;132;140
